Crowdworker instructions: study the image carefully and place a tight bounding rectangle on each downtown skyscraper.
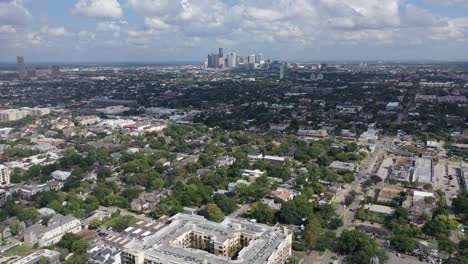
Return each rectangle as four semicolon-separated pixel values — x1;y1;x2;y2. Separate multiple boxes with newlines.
17;56;25;79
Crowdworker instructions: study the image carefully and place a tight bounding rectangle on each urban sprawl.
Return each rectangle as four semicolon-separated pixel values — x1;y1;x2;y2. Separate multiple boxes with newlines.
0;50;467;264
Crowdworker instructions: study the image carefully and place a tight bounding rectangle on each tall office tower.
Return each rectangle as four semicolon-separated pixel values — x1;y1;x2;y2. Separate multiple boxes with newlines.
17;56;26;79
218;57;225;69
51;65;60;76
228;52;237;68
248;54;256;64
213;54;219;68
279;63;287;80
208;53;218;68
255;54;263;63
218;48;224;58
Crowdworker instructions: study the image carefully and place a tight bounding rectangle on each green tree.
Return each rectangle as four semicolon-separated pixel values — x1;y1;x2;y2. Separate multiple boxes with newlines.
206;203;225;222
9;220;22;236
251;202;275;224
71;240;89;254
213;194;238;214
337;230;388;264
18;208;40;226
391;235;416;254
58;233;81;251
304;217;322;249
88;219;102;229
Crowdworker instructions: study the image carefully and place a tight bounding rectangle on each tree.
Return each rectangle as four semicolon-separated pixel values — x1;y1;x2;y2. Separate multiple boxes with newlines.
18;208;40;226
153;197;183;218
71;239;89;254
58;233;81;251
304;217;322;249
206;203;224;222
9;220;22;236
423;218;450;239
453;190;468;221
438;236;457;255
328;218;343;230
88;219;102;229
213;194;238;214
251;202;275;224
337;230;388;264
391;235;416;254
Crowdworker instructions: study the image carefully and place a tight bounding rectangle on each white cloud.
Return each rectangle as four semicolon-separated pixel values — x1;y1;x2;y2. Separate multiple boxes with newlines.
0;0;30;25
72;0;123;19
40;26;72;37
0;25;16;33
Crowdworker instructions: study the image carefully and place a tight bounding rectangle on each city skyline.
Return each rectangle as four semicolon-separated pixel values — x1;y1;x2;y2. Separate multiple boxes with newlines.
1;0;468;62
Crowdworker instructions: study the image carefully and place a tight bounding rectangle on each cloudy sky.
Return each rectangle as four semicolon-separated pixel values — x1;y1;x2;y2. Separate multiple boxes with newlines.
1;0;468;62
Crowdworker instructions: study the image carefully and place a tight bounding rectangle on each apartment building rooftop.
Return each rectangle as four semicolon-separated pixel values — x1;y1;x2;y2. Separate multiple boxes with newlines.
122;213;292;264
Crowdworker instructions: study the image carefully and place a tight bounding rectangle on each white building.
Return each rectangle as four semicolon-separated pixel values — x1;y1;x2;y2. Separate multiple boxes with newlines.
0;109;30;122
24;214;81;247
0;164;11;186
121;213;292;264
51;170;71;181
386;102;400;111
75;115;101;126
228;52;237;68
413;157;433;185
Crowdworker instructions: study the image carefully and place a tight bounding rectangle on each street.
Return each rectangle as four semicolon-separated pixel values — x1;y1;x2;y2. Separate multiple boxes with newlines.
302;137;392;263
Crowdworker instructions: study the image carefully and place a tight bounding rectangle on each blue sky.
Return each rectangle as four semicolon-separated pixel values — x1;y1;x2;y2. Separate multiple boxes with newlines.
1;0;468;62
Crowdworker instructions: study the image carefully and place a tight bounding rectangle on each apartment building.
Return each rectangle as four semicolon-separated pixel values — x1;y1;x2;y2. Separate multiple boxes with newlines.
24;214;81;247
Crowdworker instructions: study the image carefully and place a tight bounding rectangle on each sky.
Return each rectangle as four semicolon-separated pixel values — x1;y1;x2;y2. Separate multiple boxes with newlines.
1;0;468;62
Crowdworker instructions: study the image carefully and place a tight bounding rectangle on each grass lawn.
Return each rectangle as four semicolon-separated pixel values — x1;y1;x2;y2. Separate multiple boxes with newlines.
2;245;35;257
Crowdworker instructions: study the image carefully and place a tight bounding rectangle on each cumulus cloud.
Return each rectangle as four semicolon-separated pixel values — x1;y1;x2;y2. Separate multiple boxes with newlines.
72;0;123;19
3;0;468;60
40;26;72;37
0;0;30;25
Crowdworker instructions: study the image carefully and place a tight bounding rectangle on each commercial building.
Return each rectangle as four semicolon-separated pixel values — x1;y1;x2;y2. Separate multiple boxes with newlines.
0;109;30;122
279;63;287;80
121;213;292;264
413;157;433;185
24;214;81;247
329;161;356;172
75;115;101;126
17;56;26;79
460;166;468;190
386;102;400;111
0;164;11;186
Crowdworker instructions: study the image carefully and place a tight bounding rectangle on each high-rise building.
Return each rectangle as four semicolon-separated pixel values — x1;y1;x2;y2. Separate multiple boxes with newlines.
228;52;237;68
213;54;219;68
248;54;256;64
51;65;60;76
218;47;224;58
17;56;26;79
279;63;288;80
255;54;263;64
0;165;11;186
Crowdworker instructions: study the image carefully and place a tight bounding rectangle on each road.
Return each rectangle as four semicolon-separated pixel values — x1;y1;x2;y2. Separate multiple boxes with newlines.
229;203;251;218
303;137;392;263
